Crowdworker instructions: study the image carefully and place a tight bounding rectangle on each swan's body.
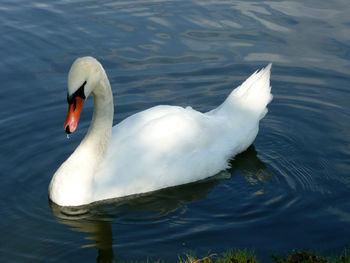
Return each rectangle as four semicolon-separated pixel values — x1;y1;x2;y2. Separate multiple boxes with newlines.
49;57;272;206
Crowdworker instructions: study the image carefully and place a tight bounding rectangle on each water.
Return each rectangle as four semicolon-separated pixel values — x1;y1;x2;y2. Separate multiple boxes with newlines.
1;0;350;262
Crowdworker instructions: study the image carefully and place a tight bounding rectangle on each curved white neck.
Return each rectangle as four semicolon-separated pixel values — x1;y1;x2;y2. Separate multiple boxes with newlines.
78;75;114;160
49;71;114;206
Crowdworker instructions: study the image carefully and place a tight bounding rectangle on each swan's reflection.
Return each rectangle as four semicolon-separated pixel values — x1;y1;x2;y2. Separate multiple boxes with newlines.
50;145;270;262
230;145;272;188
50;203;115;262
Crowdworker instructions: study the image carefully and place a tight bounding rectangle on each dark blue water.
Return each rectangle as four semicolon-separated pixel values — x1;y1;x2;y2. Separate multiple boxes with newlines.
1;1;350;262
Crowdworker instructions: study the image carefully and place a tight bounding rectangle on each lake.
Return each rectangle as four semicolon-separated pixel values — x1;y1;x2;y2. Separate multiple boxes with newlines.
0;0;349;262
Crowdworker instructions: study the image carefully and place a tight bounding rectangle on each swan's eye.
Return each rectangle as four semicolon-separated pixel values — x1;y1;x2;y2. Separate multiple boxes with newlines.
67;81;87;105
75;81;87;99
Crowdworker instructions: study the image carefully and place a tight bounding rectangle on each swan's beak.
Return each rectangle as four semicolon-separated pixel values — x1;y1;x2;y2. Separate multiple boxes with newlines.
64;97;85;134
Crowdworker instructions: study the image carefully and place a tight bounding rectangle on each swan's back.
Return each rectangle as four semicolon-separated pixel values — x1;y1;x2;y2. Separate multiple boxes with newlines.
93;64;272;201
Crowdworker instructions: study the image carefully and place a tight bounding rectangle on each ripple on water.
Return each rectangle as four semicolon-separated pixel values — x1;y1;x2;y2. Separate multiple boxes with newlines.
1;0;350;261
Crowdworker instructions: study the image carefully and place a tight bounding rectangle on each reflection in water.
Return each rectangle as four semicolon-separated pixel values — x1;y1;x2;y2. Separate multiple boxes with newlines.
230;145;272;191
50;145;270;262
50;203;115;263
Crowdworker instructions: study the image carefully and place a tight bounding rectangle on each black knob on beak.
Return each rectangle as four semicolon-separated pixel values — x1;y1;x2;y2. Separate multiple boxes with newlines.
65;125;72;134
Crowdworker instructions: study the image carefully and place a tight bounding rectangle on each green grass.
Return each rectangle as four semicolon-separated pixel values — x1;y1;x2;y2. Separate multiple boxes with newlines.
117;248;350;263
178;249;257;263
272;249;350;263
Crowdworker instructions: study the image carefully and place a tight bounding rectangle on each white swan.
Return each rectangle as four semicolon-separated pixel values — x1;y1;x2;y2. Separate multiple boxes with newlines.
49;57;272;207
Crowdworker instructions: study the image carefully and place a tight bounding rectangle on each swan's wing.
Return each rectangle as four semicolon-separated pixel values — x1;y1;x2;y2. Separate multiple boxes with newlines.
111;105;213;159
95;105;226;199
111;105;186;144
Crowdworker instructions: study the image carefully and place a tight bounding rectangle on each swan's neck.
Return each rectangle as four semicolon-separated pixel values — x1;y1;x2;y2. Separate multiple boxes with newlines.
49;73;114;206
79;76;114;160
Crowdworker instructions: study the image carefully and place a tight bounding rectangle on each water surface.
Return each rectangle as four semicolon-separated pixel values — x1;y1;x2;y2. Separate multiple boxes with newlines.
1;0;350;262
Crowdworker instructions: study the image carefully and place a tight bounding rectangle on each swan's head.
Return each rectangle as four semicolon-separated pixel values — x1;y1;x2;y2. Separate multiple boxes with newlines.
64;57;104;134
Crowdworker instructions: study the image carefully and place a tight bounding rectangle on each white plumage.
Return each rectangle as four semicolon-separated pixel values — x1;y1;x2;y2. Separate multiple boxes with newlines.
49;57;272;206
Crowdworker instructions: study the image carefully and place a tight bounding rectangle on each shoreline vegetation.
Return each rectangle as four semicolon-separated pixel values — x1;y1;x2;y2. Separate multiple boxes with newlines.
119;248;349;263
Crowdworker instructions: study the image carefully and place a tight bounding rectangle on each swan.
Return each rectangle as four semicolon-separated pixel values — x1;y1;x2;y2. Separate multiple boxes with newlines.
49;56;272;207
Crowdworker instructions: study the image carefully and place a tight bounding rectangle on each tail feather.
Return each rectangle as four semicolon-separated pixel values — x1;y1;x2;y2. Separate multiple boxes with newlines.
210;64;272;120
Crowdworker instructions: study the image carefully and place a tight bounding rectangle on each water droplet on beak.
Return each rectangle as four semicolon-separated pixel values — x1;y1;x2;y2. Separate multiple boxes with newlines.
66;134;70;139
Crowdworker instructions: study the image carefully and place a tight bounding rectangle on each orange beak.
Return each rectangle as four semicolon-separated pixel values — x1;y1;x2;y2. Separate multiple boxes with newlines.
63;97;85;134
